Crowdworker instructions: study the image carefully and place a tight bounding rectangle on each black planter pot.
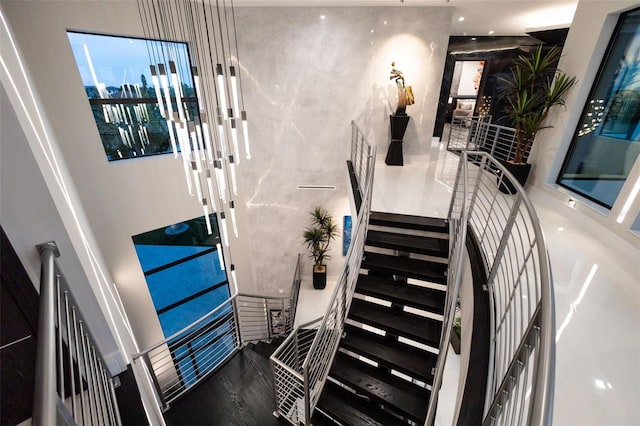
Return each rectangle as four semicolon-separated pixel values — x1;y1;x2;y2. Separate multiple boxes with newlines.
498;161;532;194
313;265;327;289
451;329;461;355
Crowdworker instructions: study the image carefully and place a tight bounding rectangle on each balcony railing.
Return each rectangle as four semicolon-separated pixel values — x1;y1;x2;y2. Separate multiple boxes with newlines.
34;242;122;426
133;254;302;411
426;152;555;425
446;116;532;164
270;124;376;425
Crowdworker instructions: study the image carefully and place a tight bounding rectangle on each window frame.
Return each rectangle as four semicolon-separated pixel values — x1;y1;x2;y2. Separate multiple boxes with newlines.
556;7;640;209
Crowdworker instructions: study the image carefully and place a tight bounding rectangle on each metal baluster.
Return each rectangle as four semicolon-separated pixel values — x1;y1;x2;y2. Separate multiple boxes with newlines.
490;128;499;157
73;309;88;425
109;377;123;426
64;292;78;421
86;333;103;426
91;347;107;425
55;275;65;405
100;367;116;426
80;322;98;426
358;131;364;185
281;299;286;334
350;121;356;163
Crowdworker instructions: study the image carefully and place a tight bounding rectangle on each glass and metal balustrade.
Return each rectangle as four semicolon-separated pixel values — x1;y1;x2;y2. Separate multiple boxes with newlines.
132;254;302;412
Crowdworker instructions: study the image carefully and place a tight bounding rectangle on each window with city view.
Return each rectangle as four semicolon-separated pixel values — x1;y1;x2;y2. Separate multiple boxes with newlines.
67;31;198;160
558;8;640;208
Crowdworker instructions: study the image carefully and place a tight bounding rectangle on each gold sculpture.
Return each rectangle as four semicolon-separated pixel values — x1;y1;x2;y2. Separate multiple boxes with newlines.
390;61;415;115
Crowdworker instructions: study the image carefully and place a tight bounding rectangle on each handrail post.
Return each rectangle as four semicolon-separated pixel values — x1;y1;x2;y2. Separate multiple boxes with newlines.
141;353;168;411
33;241;60;426
231;297;242;347
303;366;311;425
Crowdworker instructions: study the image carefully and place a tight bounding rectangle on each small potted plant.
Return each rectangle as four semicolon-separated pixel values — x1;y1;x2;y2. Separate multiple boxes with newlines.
499;45;576;190
303;207;339;289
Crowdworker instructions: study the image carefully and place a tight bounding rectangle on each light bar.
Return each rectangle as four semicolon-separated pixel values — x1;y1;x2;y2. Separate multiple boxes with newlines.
229;201;239;237
216;64;228;119
216;242;225;271
220;211;230;247
241;110;251;159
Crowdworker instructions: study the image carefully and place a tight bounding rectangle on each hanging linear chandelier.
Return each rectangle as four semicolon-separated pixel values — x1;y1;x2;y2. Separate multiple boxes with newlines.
136;0;249;245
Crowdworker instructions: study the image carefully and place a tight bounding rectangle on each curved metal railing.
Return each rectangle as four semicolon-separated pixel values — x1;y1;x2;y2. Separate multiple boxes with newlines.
132;254;302;411
427;151;555;425
270;123;376;425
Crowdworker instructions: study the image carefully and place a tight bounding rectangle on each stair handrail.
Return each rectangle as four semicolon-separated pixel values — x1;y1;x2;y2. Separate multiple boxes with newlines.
424;149;470;425
132;254;302;411
34;241;122;426
427;152;555;425
271;134;376;425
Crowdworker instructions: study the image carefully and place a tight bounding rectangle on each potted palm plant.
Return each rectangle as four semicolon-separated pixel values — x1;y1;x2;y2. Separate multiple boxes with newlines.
499;45;577;190
303;206;339;289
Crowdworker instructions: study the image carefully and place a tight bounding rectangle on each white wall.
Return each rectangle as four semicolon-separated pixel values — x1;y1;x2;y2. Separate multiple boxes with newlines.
529;0;640;250
1;84;127;369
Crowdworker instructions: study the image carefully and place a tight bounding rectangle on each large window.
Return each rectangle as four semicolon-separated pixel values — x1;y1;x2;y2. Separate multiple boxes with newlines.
558;8;640;208
132;216;228;338
67;32;198;161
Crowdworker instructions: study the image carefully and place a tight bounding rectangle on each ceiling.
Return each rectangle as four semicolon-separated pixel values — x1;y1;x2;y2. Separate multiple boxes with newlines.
233;0;579;36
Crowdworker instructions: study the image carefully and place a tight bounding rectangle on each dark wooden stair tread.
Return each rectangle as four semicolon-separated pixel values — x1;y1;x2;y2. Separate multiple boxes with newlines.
315;381;409;426
362;252;447;284
366;230;449;258
348;299;442;347
341;323;437;383
369;212;448;233
329;352;429;423
356;274;445;314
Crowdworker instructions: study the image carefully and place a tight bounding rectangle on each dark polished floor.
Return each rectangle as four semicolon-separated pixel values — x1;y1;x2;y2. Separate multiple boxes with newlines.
164;341;290;426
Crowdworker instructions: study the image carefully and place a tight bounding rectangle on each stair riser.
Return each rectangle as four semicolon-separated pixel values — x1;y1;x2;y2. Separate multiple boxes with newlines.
363;246;449;264
348;313;440;349
329;353;429;423
368;224;449;240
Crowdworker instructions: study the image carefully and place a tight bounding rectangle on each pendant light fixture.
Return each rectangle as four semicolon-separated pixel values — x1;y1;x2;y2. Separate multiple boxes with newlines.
136;0;250;241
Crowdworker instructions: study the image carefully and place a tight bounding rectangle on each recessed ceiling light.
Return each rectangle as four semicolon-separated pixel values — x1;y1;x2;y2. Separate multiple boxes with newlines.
384;20;388;25
370;29;374;33
320;15;325;20
463;32;467;36
458;16;465;22
488;30;495;35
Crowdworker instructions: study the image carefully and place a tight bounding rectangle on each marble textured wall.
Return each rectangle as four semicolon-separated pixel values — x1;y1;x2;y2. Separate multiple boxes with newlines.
234;7;452;294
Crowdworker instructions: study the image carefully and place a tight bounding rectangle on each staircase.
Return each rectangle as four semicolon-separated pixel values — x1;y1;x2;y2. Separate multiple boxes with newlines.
313;212;449;425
